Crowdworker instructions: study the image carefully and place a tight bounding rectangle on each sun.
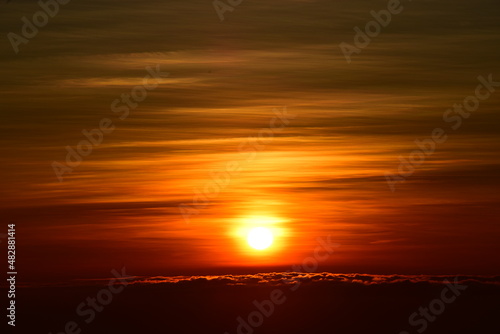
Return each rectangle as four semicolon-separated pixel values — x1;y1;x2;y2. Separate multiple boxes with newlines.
247;227;274;250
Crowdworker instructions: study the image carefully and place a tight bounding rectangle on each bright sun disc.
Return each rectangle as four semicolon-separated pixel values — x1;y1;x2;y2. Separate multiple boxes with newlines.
247;227;274;250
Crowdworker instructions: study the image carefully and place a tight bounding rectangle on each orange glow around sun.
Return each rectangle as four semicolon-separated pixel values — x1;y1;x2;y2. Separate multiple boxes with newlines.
229;215;288;260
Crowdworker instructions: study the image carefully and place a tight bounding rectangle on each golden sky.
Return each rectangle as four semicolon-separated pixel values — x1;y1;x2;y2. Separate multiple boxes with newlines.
1;0;499;280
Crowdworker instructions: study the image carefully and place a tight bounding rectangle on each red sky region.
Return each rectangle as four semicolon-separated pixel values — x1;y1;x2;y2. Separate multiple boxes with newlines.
1;0;500;282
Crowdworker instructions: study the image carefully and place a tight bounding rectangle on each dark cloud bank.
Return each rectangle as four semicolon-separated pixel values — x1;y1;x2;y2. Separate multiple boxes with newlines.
12;272;500;334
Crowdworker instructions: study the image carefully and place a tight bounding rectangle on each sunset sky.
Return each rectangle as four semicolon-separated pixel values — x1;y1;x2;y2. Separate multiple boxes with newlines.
1;0;500;282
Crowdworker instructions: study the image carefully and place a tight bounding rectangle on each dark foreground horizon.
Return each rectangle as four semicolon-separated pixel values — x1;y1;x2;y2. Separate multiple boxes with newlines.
4;272;500;334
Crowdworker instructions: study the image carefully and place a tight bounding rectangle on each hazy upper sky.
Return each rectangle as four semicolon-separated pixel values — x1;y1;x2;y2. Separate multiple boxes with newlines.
1;0;499;280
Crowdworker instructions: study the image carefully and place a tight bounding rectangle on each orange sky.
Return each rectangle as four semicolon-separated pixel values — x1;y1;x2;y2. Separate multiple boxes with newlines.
1;0;500;281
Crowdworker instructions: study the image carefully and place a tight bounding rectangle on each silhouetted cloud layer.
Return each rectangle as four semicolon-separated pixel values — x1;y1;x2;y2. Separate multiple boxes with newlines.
55;272;500;288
